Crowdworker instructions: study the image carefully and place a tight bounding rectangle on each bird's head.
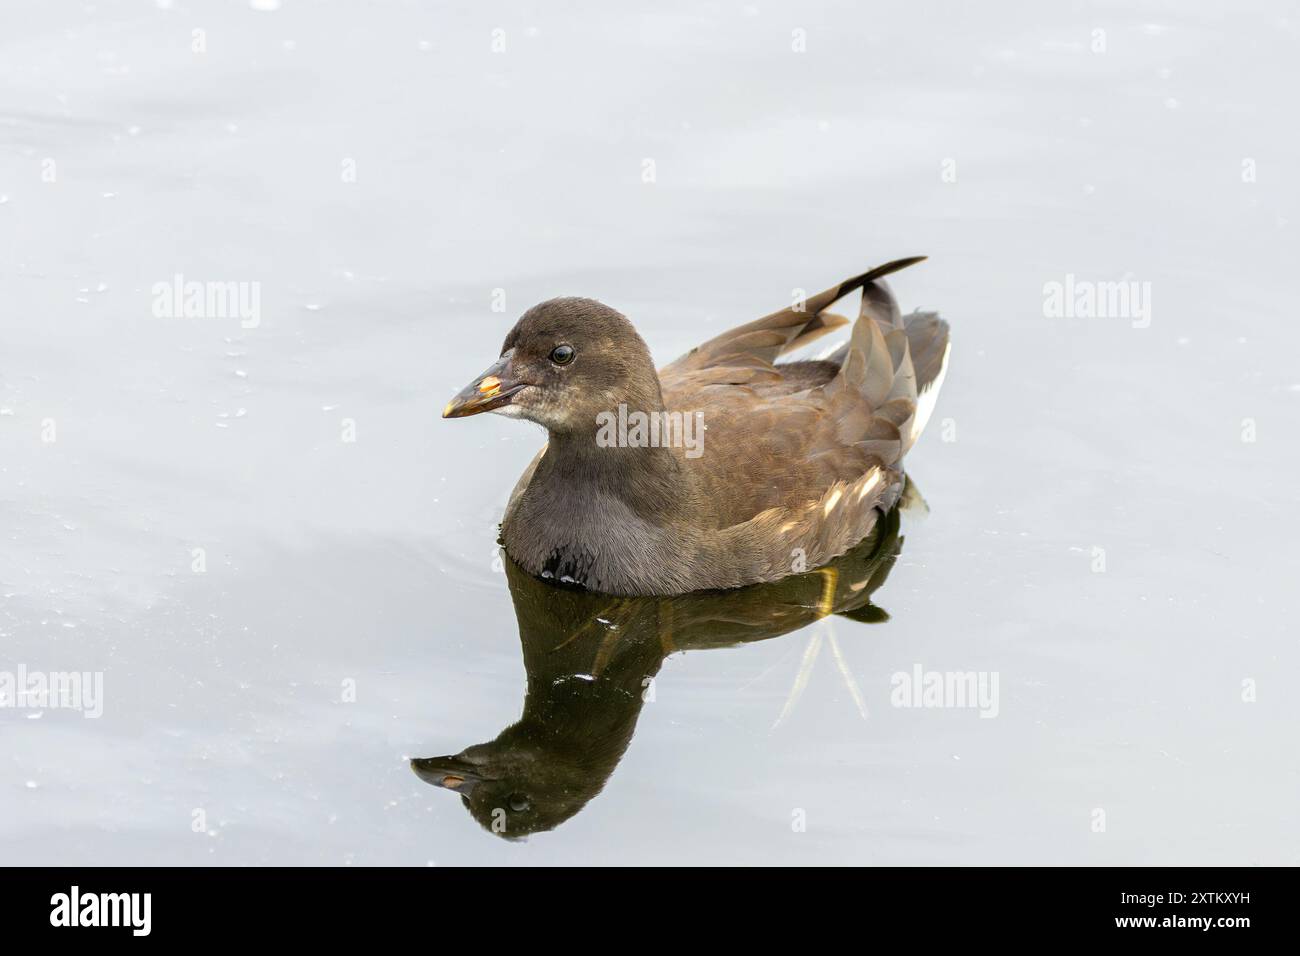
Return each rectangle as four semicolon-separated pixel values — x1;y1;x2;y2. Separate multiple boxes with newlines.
442;297;662;435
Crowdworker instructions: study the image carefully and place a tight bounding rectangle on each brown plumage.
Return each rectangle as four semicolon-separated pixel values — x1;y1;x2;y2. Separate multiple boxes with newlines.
442;257;950;596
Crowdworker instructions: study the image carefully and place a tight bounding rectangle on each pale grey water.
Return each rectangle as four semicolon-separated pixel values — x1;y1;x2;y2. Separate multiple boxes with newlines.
2;0;1298;865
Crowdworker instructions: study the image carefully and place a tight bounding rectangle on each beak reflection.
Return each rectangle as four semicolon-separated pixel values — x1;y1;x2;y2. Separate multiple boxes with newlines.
410;756;485;796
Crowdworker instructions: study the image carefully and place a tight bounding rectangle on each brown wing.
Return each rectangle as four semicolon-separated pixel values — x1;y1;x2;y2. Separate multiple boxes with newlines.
658;259;933;530
660;256;927;375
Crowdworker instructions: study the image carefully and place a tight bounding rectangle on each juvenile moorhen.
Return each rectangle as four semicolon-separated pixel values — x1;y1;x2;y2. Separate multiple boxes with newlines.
443;257;949;595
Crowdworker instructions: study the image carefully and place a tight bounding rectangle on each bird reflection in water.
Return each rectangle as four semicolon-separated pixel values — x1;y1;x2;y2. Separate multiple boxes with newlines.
413;497;912;838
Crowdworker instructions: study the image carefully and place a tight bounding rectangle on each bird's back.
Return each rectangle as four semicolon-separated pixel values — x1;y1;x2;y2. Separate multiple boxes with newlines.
659;258;950;538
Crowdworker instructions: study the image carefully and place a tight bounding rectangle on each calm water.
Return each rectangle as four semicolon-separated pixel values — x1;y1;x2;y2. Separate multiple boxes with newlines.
2;1;1297;865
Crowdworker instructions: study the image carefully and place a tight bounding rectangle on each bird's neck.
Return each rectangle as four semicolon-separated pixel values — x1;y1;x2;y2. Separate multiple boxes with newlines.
539;427;686;520
530;371;684;513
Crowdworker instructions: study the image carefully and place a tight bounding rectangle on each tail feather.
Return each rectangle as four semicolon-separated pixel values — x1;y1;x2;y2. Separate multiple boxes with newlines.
903;311;951;445
904;311;950;395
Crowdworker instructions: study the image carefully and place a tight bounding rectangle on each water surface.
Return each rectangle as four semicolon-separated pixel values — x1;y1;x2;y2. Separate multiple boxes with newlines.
1;0;1297;864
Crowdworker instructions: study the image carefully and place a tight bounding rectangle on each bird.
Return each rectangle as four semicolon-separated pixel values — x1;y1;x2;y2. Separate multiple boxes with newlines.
442;257;949;596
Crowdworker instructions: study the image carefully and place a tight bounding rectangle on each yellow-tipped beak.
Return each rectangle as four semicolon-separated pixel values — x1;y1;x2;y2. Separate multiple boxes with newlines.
442;353;527;419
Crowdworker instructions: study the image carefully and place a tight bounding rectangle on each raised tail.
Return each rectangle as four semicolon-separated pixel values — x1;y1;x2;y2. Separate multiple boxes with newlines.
822;259;949;455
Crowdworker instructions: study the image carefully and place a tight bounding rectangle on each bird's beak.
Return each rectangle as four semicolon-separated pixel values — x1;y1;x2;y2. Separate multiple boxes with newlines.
442;350;528;418
410;755;485;796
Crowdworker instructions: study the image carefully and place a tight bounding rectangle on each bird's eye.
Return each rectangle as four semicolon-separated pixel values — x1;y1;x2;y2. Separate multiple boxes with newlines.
549;344;575;366
507;793;531;813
